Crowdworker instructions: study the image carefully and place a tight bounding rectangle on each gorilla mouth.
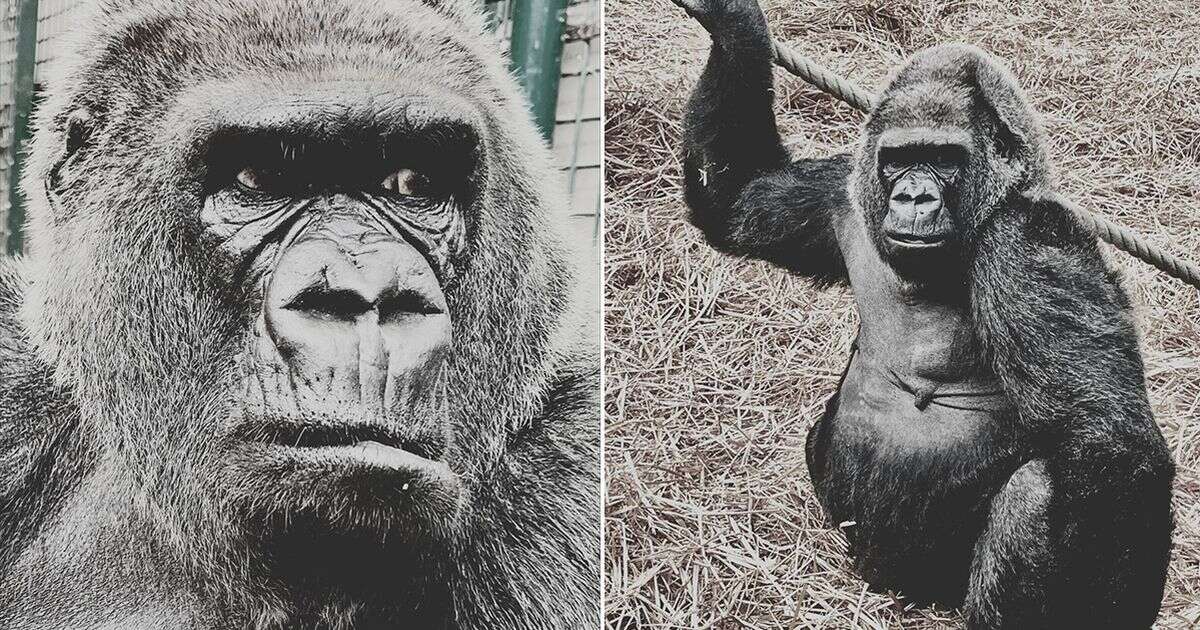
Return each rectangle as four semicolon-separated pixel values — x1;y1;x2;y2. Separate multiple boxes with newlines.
232;421;445;463
885;230;950;249
225;418;463;531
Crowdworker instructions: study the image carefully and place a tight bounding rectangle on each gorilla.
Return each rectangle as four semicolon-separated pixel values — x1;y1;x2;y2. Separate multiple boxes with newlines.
0;0;598;628
674;0;1174;627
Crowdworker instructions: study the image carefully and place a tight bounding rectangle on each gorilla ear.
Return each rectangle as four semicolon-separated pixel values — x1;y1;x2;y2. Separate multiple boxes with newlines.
964;48;1041;165
46;108;93;196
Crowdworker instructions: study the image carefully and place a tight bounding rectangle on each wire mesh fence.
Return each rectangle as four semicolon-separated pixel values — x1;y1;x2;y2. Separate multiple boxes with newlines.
0;1;19;249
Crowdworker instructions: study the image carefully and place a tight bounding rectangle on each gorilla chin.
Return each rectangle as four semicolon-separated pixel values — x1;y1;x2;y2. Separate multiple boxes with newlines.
878;232;963;283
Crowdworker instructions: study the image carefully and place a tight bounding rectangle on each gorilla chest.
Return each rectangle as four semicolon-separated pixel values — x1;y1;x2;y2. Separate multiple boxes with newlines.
811;238;1023;565
822;354;1016;479
812;301;1020;516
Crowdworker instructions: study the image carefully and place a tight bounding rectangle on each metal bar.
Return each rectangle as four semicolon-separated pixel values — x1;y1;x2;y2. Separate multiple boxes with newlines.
566;40;590;194
6;0;38;255
508;0;567;142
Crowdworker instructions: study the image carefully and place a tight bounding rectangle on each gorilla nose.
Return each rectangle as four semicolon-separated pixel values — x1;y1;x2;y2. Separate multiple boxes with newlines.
260;219;451;409
269;236;447;327
886;170;949;241
278;262;445;324
889;179;943;215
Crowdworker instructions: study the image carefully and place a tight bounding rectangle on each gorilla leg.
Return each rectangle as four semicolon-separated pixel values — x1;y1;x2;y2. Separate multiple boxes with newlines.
964;460;1051;630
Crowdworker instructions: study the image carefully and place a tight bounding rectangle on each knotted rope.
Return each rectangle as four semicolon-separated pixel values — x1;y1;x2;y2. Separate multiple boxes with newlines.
771;40;1200;290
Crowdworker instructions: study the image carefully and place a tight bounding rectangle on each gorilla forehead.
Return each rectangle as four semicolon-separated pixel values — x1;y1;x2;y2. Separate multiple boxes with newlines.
42;0;511;226
170;79;486;170
870;44;1000;133
77;0;492;103
872;83;976;131
893;44;990;91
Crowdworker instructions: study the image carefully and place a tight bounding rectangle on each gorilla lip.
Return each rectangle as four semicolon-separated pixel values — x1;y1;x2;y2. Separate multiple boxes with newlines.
226;421;463;522
884;230;949;249
232;421;444;463
303;441;449;476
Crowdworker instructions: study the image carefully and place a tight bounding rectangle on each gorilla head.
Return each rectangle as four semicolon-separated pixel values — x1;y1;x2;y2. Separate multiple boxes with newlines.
851;44;1051;282
6;0;592;623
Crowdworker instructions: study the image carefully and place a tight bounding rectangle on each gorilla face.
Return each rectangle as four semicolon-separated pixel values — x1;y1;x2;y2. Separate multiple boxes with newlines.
874;131;967;273
202;89;483;539
852;45;1049;285
862;131;971;281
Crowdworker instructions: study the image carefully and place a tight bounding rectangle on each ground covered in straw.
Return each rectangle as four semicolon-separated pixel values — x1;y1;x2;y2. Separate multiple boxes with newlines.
603;0;1200;627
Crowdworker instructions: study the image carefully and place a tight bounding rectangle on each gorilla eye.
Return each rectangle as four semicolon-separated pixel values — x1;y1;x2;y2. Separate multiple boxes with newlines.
233;164;297;195
381;168;434;197
236;167;265;191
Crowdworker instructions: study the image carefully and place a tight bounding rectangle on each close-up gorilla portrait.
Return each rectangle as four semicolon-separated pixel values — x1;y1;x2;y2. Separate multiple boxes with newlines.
605;0;1200;628
0;0;600;628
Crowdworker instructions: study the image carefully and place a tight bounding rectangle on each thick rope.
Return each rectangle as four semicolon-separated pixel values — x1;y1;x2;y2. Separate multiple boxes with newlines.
771;40;1200;290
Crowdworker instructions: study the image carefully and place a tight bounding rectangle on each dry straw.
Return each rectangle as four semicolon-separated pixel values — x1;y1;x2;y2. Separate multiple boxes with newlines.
604;0;1200;627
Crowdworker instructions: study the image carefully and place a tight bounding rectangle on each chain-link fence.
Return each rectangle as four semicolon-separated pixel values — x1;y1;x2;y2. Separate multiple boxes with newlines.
0;2;20;249
0;0;601;255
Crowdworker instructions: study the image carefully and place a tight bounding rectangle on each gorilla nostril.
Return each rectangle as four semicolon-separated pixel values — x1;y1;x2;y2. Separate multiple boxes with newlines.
915;193;940;206
892;192;914;204
284;287;374;321
377;288;445;324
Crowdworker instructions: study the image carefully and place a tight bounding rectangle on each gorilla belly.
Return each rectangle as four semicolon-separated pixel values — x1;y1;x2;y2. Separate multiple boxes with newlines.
808;353;1022;604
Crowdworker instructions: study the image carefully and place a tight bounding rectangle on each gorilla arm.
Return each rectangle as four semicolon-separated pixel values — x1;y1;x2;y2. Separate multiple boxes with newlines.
678;0;848;284
970;194;1174;625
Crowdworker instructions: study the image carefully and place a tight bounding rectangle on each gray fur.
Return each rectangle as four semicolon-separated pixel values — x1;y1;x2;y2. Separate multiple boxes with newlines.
965;460;1051;629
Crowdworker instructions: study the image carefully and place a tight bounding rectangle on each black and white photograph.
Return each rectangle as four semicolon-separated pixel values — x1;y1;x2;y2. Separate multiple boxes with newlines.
3;0;1200;628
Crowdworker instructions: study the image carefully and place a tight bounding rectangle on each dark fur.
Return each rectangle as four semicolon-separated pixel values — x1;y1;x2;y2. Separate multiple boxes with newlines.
677;0;1173;627
0;1;599;628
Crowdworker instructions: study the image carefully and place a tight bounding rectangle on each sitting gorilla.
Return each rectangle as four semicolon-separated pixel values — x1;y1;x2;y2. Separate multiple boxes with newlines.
0;0;598;628
674;0;1174;627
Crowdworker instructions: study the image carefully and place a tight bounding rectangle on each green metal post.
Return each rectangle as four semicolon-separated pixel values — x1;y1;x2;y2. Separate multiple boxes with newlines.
7;0;39;254
509;0;568;142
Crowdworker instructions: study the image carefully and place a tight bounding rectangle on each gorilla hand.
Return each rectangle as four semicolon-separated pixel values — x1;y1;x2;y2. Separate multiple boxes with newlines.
669;0;771;48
